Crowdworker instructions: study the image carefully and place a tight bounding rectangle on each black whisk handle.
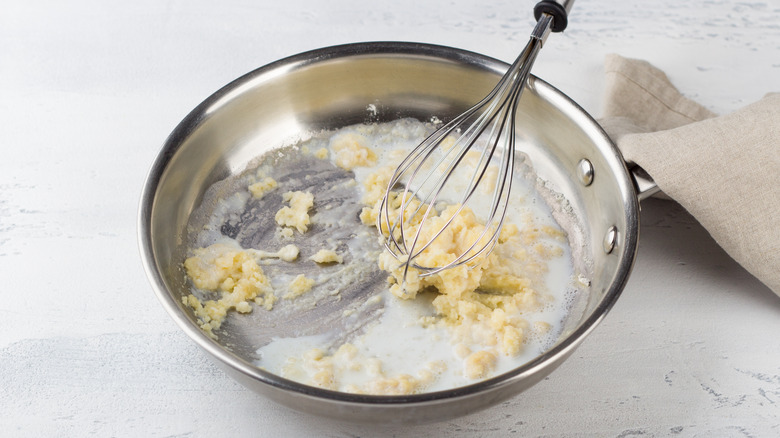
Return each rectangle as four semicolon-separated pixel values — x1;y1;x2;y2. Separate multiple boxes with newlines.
534;0;574;32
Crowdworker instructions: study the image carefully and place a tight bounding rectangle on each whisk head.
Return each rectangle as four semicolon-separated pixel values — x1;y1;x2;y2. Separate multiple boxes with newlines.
377;30;548;281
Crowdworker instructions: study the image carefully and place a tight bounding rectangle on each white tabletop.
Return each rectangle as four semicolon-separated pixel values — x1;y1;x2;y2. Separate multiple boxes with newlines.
2;0;779;436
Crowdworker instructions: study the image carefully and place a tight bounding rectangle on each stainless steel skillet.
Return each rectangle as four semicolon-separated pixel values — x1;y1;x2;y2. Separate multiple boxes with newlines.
138;42;654;424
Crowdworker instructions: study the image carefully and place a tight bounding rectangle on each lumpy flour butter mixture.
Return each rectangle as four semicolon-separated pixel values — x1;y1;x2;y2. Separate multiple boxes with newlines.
181;118;582;395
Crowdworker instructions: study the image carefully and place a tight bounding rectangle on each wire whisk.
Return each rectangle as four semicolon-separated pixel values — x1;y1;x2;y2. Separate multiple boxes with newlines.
377;1;574;282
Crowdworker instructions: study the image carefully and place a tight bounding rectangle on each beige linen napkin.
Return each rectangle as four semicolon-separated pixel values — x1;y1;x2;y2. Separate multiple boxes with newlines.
599;54;780;297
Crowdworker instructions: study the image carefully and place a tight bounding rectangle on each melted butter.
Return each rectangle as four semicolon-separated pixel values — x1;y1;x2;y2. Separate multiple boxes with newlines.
184;119;577;394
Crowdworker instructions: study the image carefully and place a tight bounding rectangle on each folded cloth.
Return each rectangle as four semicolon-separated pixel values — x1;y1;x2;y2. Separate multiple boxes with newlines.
599;54;780;297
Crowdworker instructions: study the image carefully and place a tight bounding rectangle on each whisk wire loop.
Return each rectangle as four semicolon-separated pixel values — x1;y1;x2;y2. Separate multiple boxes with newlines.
378;14;555;282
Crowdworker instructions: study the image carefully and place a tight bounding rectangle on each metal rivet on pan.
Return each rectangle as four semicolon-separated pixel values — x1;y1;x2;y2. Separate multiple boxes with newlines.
577;158;594;186
604;226;618;254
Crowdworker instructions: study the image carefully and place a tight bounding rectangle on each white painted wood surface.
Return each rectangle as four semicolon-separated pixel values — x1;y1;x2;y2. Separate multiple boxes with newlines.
1;0;779;436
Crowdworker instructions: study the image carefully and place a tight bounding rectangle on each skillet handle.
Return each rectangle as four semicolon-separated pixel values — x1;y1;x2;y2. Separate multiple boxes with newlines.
630;165;661;201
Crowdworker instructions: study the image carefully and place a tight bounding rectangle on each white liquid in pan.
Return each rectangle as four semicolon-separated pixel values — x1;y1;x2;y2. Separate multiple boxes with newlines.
185;118;580;395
